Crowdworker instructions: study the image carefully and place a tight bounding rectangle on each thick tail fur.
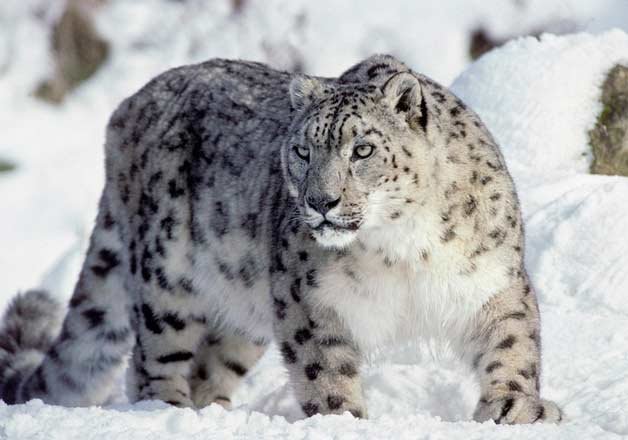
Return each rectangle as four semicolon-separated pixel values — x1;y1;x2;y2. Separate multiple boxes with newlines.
0;188;134;405
0;290;64;403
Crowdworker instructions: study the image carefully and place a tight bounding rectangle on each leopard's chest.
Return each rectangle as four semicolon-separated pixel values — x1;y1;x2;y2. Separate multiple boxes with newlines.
310;223;510;351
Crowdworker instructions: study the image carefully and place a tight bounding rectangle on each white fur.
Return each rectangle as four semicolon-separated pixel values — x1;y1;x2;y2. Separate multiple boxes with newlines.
311;197;511;352
311;227;358;249
306;202;359;249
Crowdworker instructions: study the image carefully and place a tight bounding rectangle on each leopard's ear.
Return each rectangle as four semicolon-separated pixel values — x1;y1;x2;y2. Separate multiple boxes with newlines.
381;72;427;132
289;76;325;112
338;54;409;85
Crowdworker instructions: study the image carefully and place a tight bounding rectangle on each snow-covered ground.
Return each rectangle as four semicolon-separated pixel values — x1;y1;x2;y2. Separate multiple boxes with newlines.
1;1;628;439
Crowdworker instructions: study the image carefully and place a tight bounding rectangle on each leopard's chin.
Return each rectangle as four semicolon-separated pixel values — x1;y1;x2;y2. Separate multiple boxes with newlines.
310;223;359;249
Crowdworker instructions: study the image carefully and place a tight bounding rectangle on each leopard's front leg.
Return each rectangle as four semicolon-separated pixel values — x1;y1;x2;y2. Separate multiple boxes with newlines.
272;273;367;418
470;276;563;424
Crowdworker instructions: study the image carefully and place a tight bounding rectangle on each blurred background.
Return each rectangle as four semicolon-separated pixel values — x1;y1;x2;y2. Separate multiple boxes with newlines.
1;0;627;304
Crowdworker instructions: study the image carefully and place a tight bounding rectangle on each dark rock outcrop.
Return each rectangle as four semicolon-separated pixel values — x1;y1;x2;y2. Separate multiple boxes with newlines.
34;0;109;104
589;65;628;177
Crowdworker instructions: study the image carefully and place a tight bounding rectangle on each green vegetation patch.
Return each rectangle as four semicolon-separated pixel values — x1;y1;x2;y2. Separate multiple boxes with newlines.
0;159;16;173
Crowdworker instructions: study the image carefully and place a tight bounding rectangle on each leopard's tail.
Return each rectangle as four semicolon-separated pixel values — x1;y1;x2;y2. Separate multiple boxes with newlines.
0;188;135;406
0;290;64;403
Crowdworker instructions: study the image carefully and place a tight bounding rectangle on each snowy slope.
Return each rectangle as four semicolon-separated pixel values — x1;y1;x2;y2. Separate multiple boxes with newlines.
1;1;628;438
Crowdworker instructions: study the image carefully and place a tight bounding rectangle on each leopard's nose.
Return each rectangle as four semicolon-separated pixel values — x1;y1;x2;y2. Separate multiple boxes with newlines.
305;194;341;216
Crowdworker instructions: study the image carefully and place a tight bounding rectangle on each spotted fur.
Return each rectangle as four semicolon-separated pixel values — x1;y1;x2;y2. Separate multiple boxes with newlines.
0;55;561;424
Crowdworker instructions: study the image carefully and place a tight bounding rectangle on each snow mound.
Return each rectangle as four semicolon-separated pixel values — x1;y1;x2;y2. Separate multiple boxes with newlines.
452;29;628;182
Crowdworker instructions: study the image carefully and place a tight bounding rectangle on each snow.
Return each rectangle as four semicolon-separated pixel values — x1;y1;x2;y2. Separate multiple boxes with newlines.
0;399;621;440
2;1;628;438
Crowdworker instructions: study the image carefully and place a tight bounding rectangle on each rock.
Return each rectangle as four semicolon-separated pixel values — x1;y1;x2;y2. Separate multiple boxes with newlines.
469;20;578;61
589;64;628;176
34;0;109;104
231;0;247;14
469;28;508;61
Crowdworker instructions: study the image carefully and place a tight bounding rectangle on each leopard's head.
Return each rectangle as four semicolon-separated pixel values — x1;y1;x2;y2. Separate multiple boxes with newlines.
282;71;431;248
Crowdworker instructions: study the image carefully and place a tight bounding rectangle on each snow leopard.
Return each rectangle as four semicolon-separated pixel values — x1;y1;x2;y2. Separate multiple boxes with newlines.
0;54;562;424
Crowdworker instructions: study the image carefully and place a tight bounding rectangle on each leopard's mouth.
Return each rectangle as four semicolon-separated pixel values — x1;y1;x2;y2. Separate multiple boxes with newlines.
313;220;360;232
309;220;360;248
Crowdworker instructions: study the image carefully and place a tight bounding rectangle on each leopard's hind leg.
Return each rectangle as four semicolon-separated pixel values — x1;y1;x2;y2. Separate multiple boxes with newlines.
189;331;267;408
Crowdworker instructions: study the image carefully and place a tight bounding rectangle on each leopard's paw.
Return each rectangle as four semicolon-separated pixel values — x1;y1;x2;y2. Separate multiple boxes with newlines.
474;394;563;424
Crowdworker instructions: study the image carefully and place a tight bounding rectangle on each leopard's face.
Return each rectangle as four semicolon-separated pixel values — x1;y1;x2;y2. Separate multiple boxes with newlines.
282;73;430;248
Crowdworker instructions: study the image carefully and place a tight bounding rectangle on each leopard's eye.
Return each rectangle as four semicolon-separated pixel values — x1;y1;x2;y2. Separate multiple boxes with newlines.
293;145;310;161
353;144;375;159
